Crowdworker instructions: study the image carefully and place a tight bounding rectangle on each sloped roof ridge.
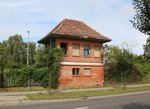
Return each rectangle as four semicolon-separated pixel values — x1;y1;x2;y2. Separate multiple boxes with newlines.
63;19;110;40
78;20;105;37
51;19;67;33
39;19;66;41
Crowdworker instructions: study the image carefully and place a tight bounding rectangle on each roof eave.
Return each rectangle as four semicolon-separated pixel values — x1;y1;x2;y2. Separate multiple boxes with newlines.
38;33;111;44
37;33;55;44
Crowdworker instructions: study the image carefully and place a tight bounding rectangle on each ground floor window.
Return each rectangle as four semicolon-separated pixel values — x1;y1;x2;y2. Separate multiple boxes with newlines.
84;68;91;76
72;68;80;76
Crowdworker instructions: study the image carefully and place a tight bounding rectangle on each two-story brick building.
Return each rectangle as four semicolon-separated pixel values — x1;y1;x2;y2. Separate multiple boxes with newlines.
38;19;111;89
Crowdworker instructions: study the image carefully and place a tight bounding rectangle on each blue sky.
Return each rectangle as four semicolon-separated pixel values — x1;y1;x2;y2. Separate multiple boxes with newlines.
0;0;148;54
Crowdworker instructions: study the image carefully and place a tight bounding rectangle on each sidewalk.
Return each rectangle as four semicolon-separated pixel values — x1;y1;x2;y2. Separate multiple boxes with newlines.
0;84;150;96
0;84;150;105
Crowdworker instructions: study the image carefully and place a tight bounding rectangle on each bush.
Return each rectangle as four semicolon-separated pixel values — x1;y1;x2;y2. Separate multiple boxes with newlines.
7;66;35;86
33;67;49;88
135;63;150;78
104;45;144;83
5;47;63;89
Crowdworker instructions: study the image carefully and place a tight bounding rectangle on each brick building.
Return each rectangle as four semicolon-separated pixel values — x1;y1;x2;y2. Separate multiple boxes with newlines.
38;19;111;89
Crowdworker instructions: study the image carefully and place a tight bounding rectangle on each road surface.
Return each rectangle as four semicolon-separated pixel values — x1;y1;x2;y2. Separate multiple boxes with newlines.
0;91;150;109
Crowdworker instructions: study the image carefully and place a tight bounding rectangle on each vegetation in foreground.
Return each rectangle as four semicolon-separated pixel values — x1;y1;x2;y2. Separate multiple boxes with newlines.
27;86;150;100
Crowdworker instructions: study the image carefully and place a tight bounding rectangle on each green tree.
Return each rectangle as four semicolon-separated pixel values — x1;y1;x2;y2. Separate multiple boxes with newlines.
131;0;150;35
4;34;36;67
35;45;49;67
29;42;36;65
6;34;24;68
104;45;142;84
0;43;7;88
131;0;150;72
35;45;63;89
143;36;150;63
48;47;63;90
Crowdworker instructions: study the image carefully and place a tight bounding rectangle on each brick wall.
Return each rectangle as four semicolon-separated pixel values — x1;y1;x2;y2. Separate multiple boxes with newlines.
56;38;104;89
59;65;104;89
56;38;103;63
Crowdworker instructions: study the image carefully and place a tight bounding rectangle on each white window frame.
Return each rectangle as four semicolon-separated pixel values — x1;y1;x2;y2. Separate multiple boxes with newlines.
72;68;80;76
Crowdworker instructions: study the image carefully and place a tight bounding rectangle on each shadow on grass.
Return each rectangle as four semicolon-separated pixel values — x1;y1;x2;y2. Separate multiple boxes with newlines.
122;103;150;109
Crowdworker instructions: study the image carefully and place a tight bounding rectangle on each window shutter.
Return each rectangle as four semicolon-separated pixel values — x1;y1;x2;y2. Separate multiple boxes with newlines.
72;45;80;56
94;47;100;57
84;68;91;76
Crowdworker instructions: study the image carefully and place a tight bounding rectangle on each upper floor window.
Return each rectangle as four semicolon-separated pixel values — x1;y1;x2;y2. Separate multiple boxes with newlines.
72;44;80;56
60;42;68;55
84;45;90;56
94;46;100;57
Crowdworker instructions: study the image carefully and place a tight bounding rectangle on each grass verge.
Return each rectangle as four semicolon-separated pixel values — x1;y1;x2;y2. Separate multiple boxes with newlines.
0;86;46;92
27;86;150;100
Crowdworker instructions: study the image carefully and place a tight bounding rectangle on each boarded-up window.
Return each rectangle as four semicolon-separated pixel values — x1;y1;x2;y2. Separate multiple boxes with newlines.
84;68;91;76
94;46;100;57
72;44;80;56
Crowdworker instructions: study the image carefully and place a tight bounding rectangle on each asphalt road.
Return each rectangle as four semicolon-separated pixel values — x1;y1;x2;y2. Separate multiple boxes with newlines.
0;91;150;109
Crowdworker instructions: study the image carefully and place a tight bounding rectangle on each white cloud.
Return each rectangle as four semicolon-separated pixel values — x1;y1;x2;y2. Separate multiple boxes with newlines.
0;0;148;54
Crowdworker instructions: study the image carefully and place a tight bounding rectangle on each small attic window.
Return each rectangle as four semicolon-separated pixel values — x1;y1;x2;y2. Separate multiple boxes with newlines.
60;42;68;55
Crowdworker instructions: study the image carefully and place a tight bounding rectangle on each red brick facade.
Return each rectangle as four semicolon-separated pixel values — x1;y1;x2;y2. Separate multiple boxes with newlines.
59;65;104;88
56;38;104;88
38;19;111;89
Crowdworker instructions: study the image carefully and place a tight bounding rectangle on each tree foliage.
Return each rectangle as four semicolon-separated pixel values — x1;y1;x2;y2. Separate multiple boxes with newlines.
29;42;36;65
0;43;7;88
131;0;150;35
3;34;36;68
6;34;24;68
0;43;7;71
48;47;63;88
7;48;63;88
104;45;144;83
0;34;36;88
143;36;150;63
35;45;49;67
33;45;64;88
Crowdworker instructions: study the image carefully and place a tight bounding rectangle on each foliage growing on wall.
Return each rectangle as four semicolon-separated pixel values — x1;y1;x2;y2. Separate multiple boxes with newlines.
48;47;63;89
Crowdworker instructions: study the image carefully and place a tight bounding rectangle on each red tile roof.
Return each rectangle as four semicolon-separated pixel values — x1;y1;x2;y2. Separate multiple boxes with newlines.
38;19;111;43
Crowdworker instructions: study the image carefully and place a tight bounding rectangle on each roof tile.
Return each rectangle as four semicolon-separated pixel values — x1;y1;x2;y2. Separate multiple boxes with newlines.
38;19;111;43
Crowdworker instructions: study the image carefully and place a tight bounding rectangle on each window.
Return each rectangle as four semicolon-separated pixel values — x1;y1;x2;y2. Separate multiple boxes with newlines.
72;68;80;76
84;45;90;56
72;44;80;56
84;68;91;76
60;42;68;55
94;46;100;57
